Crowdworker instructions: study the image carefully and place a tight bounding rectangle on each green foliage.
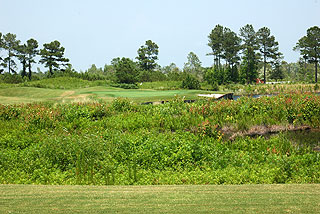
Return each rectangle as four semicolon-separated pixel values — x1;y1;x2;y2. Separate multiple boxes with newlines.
0;73;23;84
111;98;134;112
138;81;182;90
204;67;226;86
239;49;259;84
137;70;167;82
111;83;138;89
207;25;241;68
269;60;285;81
2;33;20;74
294;26;320;83
183;52;202;79
257;26;281;83
207;24;224;66
136;40;159;71
20;77;107;89
25;38;39;80
162;63;184;81
39;40;69;76
1;94;320;185
239;24;260;83
112;57;139;84
181;74;200;89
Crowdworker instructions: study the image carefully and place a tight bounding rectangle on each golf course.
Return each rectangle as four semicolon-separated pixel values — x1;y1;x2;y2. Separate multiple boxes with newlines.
1;80;320;212
1;0;320;210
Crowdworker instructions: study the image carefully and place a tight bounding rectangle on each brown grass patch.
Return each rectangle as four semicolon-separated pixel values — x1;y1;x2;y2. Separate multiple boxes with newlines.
227;125;311;140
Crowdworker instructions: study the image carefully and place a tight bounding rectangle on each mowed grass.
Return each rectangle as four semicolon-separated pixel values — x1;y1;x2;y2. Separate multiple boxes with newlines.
0;86;212;104
1;184;320;213
0;87;65;104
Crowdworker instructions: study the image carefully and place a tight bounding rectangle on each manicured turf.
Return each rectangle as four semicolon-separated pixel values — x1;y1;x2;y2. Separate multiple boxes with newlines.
0;86;213;104
0;184;319;213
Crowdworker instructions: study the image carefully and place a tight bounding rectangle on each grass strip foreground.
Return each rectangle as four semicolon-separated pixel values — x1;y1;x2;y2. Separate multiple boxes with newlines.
1;184;320;213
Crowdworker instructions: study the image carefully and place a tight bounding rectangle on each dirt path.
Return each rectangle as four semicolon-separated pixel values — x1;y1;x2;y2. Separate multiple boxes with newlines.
60;91;75;97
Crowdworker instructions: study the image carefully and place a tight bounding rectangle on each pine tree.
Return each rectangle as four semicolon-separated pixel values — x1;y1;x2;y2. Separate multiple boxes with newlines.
39;40;69;76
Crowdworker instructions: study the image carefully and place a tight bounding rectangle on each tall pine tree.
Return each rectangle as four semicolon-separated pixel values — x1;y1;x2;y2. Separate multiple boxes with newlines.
39;40;69;76
294;26;320;83
239;24;260;83
2;33;20;73
257;27;281;83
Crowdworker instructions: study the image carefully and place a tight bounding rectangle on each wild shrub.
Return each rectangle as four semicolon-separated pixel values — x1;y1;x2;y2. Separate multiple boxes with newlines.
181;74;200;89
1;93;320;185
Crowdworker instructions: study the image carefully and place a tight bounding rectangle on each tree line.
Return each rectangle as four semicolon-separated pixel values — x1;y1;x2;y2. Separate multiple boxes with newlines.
0;33;69;79
206;24;320;85
0;24;319;86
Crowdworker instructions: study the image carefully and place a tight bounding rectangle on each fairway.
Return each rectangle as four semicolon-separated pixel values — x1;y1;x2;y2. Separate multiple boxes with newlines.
1;184;320;213
0;86;211;104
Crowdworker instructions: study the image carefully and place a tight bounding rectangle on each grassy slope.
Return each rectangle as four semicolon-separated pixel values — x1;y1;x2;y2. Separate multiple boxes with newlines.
1;184;320;213
0;87;65;104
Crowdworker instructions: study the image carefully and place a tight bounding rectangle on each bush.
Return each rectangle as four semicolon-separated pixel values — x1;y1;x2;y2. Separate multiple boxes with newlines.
113;57;139;84
0;73;24;84
181;74;200;89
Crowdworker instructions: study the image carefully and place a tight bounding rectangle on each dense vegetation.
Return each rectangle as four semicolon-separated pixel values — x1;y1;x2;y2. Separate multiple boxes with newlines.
1;93;319;185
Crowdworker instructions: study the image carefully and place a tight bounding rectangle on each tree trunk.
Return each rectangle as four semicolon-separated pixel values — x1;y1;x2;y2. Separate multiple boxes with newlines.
49;65;53;76
28;60;32;80
8;50;11;74
22;59;26;78
315;60;318;83
263;55;266;84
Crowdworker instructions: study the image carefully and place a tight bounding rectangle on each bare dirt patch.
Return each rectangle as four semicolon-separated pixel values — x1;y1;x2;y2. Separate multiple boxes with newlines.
67;94;92;103
226;125;311;141
60;91;75;97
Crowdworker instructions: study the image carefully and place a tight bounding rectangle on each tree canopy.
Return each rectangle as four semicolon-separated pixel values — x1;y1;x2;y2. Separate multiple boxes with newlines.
39;40;69;76
112;57;139;84
2;33;20;74
257;27;281;83
294;26;320;82
239;24;260;83
184;52;202;78
136;40;159;71
207;25;224;66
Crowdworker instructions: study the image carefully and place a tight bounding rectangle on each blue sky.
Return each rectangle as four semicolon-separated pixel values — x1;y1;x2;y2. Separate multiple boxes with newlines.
0;0;319;71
